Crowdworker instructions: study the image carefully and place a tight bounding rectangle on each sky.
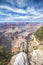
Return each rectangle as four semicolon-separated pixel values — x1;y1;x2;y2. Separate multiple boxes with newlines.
0;0;43;22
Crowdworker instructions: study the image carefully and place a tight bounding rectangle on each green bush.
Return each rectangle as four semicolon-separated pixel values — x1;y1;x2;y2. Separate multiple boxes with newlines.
34;26;43;41
0;45;11;65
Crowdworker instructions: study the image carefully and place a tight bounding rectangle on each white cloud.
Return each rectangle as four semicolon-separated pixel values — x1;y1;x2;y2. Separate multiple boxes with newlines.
27;7;43;19
0;14;32;22
14;0;28;8
7;0;14;6
32;14;43;19
0;11;11;16
37;8;43;13
7;0;28;8
0;5;43;22
27;7;41;15
0;5;27;14
3;15;31;21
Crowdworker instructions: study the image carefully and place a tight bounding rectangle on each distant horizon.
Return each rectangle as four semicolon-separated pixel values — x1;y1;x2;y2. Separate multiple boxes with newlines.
0;21;43;24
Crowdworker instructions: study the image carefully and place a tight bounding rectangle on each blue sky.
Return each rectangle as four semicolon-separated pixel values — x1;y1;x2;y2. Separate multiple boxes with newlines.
0;0;43;22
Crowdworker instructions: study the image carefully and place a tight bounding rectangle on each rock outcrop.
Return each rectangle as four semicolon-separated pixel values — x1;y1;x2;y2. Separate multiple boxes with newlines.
30;49;43;65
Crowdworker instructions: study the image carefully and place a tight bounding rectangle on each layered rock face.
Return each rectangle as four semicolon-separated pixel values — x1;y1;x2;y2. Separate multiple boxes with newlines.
10;26;43;65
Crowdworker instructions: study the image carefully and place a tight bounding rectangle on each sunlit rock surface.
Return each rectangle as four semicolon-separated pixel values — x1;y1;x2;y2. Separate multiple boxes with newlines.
13;52;28;65
30;49;43;65
10;54;17;65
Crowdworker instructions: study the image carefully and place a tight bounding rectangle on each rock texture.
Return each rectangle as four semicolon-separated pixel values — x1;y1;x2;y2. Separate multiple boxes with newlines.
30;49;43;65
